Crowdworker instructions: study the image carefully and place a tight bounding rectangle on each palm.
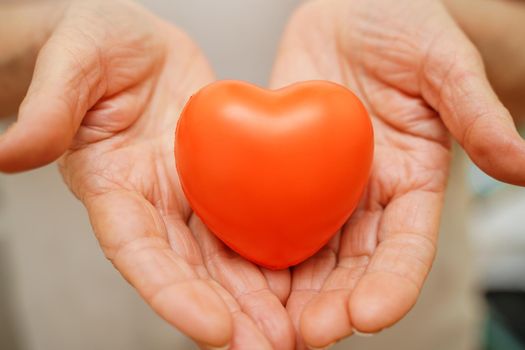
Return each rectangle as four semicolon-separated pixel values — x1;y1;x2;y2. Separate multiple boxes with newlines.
4;1;521;349
53;8;293;350
62;2;449;348
271;0;456;348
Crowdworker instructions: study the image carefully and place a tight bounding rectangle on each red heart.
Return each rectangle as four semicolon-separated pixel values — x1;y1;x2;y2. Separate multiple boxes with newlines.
175;80;373;269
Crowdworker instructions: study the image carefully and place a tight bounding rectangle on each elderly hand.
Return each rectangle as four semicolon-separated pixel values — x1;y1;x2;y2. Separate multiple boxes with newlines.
0;1;295;349
270;0;525;348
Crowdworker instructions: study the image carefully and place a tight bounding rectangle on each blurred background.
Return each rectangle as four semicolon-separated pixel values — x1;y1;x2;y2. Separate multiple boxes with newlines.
0;1;524;350
467;131;525;350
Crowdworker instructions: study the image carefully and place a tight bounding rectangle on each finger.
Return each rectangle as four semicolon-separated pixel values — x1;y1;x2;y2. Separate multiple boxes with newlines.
0;22;107;173
0;0;163;173
299;210;379;348
420;20;525;185
190;216;295;350
349;190;441;333
287;233;340;350
0;1;66;118
85;190;233;348
260;267;291;305
207;280;274;350
443;0;525;120
229;313;274;350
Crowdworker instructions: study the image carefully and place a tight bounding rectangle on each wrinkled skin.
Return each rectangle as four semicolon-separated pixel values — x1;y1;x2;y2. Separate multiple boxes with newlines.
270;0;525;348
0;1;293;349
1;0;525;350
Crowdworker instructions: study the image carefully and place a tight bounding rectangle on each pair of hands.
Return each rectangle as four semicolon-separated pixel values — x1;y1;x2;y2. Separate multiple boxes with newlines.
1;0;524;349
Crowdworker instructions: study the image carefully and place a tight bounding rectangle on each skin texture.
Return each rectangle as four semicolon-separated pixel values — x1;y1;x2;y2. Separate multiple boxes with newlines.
1;0;525;349
0;1;67;117
443;0;525;121
270;0;525;348
0;1;294;349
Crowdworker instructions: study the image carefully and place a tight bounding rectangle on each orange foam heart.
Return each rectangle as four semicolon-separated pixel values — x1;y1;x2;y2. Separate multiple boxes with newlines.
175;80;373;269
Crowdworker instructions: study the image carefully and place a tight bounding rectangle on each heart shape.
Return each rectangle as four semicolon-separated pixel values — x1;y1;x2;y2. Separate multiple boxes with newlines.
175;80;373;269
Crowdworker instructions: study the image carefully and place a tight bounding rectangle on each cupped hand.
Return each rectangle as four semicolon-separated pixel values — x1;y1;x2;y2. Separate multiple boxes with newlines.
271;0;525;348
0;1;294;349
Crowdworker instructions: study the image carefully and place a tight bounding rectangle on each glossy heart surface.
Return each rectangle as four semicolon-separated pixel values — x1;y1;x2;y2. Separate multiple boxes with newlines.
175;80;373;269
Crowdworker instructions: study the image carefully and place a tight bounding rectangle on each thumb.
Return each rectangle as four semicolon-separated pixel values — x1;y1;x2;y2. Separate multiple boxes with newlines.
0;19;106;173
421;19;525;186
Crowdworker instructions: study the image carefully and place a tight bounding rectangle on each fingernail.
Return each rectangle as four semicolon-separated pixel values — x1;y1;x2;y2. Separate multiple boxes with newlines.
307;342;336;350
352;328;376;337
